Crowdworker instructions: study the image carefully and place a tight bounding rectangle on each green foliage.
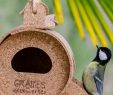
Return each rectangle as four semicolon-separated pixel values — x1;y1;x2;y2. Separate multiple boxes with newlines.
99;0;113;22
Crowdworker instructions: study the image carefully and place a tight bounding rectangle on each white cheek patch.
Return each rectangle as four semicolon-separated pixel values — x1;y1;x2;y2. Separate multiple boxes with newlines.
99;50;107;61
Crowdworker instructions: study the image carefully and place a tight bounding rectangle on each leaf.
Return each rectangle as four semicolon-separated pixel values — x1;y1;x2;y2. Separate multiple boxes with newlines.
75;0;98;46
53;0;63;24
67;0;85;40
81;0;108;47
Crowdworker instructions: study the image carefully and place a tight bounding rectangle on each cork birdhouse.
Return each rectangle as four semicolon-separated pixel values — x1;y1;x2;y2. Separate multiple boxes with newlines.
0;0;88;95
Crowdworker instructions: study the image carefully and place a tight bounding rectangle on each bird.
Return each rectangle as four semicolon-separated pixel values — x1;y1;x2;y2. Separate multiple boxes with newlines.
82;45;112;95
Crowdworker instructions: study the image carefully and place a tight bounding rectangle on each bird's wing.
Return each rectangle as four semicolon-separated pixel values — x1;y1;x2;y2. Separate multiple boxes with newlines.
94;75;103;95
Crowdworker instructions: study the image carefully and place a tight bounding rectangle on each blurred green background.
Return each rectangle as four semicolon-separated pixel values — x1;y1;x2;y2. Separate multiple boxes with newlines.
0;0;113;95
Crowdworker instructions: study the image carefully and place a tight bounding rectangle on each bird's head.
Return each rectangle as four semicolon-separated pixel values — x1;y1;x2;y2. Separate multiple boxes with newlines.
93;45;112;66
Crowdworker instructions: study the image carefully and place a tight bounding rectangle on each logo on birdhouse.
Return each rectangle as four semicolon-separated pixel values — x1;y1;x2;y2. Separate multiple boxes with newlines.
13;79;46;94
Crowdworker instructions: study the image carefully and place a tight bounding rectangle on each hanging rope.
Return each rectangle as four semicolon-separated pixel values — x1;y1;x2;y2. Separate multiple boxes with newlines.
29;0;41;14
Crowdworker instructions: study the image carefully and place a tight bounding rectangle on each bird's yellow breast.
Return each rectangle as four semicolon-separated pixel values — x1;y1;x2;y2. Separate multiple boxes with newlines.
82;61;99;94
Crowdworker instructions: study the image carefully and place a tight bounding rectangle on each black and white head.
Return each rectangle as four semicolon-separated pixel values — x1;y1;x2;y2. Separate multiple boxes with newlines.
93;45;112;65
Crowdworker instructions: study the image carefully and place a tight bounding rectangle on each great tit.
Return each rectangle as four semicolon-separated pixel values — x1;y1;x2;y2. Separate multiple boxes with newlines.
82;46;112;95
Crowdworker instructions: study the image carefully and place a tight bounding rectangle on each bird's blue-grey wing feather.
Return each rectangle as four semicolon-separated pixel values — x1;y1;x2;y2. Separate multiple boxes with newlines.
94;75;103;95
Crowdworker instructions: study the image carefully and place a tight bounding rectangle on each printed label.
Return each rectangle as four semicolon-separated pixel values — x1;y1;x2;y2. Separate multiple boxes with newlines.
13;79;46;94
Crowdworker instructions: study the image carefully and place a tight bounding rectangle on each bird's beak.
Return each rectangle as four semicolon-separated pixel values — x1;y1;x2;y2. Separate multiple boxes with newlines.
96;45;99;49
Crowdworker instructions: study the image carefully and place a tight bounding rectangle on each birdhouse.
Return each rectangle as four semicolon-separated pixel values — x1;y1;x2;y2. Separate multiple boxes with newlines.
0;0;88;95
62;78;88;95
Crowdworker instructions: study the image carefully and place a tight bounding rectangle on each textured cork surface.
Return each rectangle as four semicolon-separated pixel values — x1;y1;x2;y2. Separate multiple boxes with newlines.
0;28;74;95
21;1;56;29
0;0;89;95
62;78;88;95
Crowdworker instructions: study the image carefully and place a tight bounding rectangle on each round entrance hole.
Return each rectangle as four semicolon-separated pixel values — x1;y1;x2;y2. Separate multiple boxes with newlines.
11;47;52;74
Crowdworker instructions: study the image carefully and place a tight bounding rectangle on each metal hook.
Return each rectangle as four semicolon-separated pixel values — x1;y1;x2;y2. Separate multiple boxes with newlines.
32;0;41;14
